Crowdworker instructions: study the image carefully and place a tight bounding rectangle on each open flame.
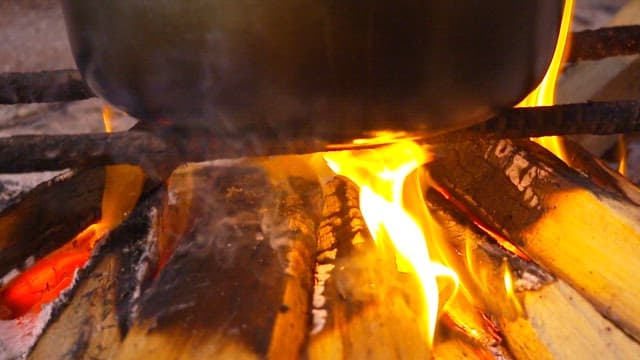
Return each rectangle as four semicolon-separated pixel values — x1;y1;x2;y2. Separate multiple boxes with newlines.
517;0;574;162
324;140;457;346
0;108;144;318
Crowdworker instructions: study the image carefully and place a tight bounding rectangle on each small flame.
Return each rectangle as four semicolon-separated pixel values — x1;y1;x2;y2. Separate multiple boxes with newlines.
502;260;523;317
618;136;628;176
0;107;144;318
517;0;574;163
324;141;457;346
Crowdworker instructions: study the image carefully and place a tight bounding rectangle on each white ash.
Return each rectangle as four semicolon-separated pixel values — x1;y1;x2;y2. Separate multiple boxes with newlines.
310;263;335;335
0;269;20;287
128;208;159;322
515;268;555;292
0;171;65;211
0;306;52;360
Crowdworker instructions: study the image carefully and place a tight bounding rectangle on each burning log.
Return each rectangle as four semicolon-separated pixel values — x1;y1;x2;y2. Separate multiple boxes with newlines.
0;168;104;276
425;138;640;341
0;70;93;105
26;191;158;359
567;25;640;63
426;189;640;359
117;158;320;359
306;176;430;359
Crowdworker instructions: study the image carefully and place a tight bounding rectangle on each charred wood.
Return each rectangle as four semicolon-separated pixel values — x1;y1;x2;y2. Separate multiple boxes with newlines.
568;25;640;63
0;70;93;105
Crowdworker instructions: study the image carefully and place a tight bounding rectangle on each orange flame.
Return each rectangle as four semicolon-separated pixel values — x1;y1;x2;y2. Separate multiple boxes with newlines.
0;107;144;318
324;140;458;346
517;0;574;162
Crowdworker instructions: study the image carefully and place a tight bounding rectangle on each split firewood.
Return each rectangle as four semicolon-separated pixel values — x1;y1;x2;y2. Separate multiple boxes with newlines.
28;251;123;359
306;175;430;359
0;168;104;276
426;188;640;360
502;280;640;360
117;158;320;359
425;137;640;341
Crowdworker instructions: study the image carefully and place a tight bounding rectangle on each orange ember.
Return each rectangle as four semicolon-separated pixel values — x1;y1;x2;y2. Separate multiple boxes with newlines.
0;224;108;318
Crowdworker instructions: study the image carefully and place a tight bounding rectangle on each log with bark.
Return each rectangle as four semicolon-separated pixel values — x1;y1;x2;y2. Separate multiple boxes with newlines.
425;137;640;341
116;157;321;359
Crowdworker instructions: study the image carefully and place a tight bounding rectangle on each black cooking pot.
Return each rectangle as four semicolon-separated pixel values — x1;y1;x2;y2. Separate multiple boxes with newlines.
61;0;563;138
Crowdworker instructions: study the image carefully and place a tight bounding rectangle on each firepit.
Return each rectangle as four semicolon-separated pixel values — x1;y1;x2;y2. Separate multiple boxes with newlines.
2;0;640;359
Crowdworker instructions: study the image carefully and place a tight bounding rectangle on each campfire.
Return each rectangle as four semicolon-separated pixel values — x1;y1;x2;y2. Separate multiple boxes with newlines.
2;0;640;359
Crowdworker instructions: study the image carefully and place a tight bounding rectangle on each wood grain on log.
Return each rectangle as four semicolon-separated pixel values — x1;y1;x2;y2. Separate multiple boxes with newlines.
425;138;640;341
117;158;320;359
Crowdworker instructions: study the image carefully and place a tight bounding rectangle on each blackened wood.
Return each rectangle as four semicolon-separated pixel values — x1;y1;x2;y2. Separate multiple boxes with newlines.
432;100;640;143
568;26;640;63
0;168;104;276
0;131;179;182
118;160;320;359
425;138;640;341
0;70;93;104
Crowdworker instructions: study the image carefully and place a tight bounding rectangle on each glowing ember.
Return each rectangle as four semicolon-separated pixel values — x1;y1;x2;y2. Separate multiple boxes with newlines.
517;0;574;162
0;108;144;318
324;141;457;346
